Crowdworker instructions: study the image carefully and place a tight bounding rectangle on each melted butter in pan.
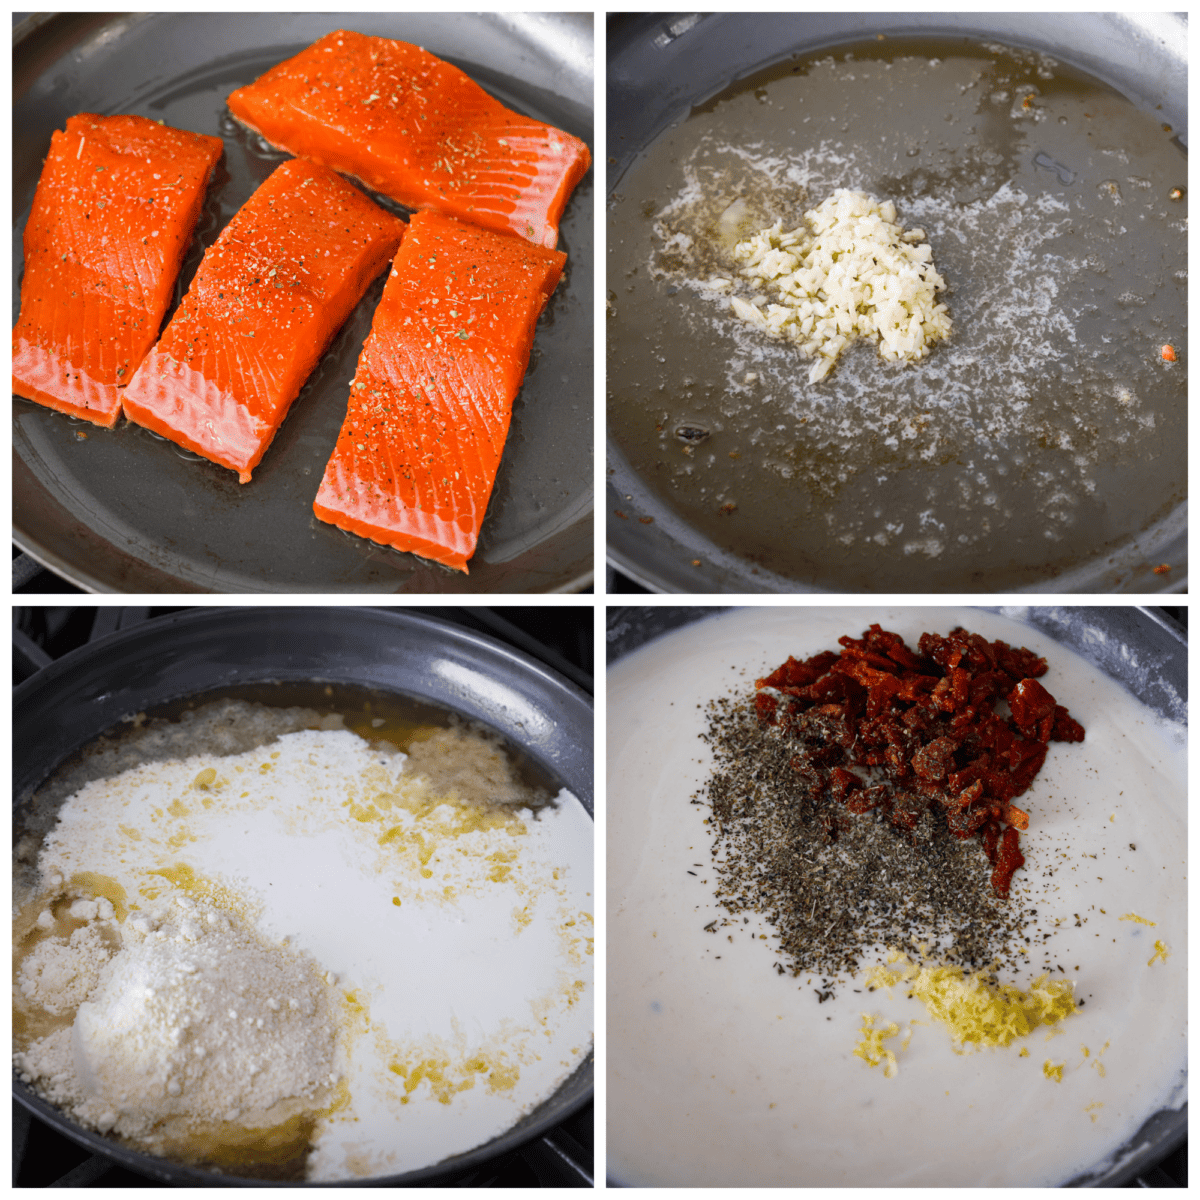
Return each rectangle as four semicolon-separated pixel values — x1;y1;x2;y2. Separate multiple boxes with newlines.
608;37;1186;590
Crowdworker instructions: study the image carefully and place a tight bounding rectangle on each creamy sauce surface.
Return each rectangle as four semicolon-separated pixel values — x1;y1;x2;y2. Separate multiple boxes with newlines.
19;727;593;1181
607;607;1184;1186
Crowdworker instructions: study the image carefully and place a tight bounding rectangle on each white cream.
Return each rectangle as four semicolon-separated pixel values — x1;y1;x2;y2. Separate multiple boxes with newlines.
608;607;1184;1187
36;730;593;1180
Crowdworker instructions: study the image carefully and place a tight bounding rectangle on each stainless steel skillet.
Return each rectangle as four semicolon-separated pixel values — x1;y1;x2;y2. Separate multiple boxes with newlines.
607;13;1186;593
605;605;1184;1185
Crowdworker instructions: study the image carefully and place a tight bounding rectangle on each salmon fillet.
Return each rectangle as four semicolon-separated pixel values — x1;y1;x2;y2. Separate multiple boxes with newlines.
12;113;222;427
313;209;565;572
123;159;404;483
227;29;590;249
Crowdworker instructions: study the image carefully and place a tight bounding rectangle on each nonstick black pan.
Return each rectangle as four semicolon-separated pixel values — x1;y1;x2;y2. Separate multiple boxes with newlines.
12;606;593;1185
607;13;1186;593
14;13;594;593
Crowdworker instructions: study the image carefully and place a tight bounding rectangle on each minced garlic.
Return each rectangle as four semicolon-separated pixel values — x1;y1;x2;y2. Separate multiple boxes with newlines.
866;952;1076;1048
728;189;952;383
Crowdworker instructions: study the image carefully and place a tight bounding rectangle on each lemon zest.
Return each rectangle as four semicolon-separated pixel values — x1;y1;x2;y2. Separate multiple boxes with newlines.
852;1013;900;1078
866;951;1076;1049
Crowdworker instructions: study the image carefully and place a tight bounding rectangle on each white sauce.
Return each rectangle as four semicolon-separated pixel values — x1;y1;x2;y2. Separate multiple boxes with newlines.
608;607;1184;1186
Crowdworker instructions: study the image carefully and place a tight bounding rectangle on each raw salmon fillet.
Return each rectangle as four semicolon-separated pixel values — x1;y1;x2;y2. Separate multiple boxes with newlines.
227;29;590;249
123;159;404;483
12;113;222;427
313;209;565;572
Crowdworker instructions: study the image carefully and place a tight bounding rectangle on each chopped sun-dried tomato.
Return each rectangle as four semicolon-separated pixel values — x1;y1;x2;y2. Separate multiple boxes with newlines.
981;818;1001;864
753;625;1085;900
1051;706;1085;743
991;827;1025;897
827;767;862;806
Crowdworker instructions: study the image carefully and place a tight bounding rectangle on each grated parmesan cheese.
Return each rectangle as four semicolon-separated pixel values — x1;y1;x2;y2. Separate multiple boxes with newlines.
728;189;952;383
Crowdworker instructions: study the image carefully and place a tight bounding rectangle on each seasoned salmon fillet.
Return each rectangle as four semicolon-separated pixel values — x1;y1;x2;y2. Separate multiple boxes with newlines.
123;159;404;483
227;29;590;249
312;209;565;572
12;113;223;427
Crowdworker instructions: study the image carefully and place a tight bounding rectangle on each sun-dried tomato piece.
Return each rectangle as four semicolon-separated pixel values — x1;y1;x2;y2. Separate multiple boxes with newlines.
912;735;959;782
967;669;1009;707
947;757;988;793
991;827;1025;897
827;766;863;807
948;778;985;811
1051;705;1085;743
947;803;990;838
1002;741;1048;799
845;784;889;814
838;644;903;673
981;817;1001;864
1009;678;1057;741
1003;803;1029;831
896;673;939;703
996;643;1048;682
885;640;934;673
756;650;838;690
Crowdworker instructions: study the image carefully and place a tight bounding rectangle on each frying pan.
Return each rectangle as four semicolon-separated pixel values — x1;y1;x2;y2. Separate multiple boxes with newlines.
12;606;593;1185
13;13;594;593
605;605;1185;1185
607;13;1186;593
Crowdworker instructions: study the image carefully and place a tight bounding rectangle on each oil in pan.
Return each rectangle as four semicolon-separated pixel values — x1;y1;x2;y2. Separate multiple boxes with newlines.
607;36;1186;591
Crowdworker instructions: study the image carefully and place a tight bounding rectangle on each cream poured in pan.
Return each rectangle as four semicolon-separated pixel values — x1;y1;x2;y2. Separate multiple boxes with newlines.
608;38;1186;590
13;689;593;1182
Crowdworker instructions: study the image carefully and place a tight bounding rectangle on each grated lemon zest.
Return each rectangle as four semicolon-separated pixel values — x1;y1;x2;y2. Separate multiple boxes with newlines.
1044;1060;1065;1082
853;1013;900;1078
865;951;1076;1049
1148;940;1169;966
1119;912;1156;926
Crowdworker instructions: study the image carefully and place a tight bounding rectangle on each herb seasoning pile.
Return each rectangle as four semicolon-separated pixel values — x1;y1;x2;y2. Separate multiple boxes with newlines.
696;624;1085;993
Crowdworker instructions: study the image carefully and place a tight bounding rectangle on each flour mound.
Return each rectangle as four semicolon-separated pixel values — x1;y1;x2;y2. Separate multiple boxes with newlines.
15;896;339;1148
726;188;952;382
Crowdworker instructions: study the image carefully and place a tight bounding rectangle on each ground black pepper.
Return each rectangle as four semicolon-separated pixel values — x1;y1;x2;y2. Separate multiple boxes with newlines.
695;694;1035;994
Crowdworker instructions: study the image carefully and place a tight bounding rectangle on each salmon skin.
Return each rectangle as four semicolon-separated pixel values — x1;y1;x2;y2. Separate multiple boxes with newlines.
313;209;565;572
227;29;590;249
123;159;404;483
12;113;222;427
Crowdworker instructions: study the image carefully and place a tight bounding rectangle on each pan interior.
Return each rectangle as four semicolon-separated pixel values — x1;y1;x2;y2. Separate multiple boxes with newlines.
607;34;1186;591
14;681;591;1183
13;13;593;593
17;680;562;825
